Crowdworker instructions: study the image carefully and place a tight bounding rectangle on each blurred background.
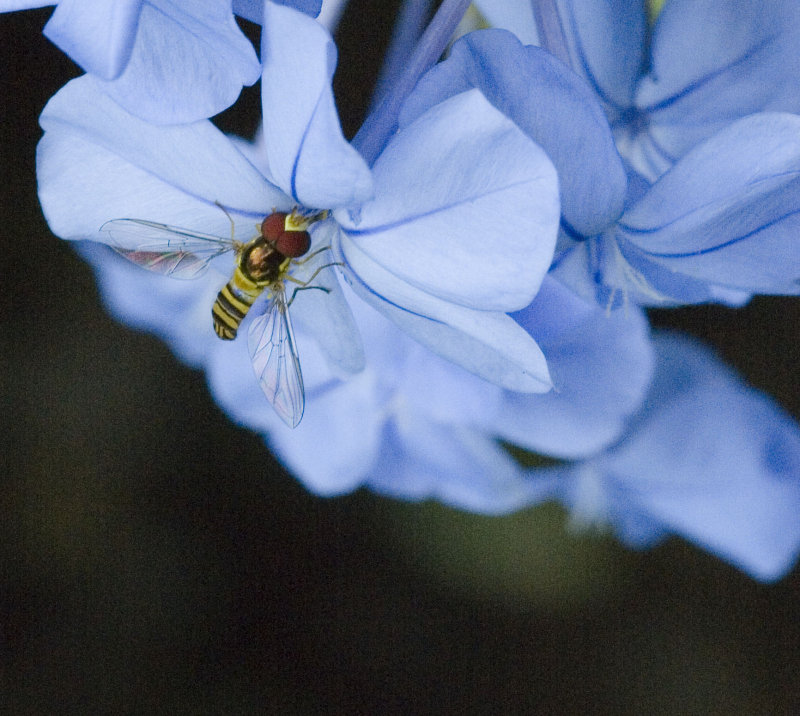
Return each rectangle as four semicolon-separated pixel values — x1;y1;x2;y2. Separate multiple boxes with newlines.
2;4;800;713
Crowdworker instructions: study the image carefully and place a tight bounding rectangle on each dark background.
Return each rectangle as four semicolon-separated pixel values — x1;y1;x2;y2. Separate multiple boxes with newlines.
2;5;800;713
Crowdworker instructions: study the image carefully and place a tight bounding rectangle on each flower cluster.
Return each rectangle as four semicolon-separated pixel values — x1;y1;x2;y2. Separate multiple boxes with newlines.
6;0;800;581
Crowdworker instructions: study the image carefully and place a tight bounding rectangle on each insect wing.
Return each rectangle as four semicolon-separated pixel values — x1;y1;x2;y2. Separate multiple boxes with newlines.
101;218;235;279
248;289;305;428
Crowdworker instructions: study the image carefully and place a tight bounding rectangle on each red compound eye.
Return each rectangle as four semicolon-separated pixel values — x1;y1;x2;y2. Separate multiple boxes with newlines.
261;212;288;241
275;230;311;258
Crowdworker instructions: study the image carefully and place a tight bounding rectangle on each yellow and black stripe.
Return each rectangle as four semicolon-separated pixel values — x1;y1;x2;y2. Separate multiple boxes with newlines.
212;266;266;340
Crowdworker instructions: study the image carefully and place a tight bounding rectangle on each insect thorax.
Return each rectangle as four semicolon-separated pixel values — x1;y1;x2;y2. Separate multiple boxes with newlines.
240;237;291;285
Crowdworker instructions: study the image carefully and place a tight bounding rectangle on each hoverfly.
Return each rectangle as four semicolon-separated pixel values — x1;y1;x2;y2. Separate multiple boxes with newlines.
101;209;332;428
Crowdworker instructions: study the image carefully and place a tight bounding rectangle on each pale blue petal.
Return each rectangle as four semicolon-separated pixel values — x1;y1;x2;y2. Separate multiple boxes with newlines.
619;114;800;294
368;416;553;515
39;76;287;223
472;0;539;46
95;0;261;124
43;0;142;80
74;242;222;368
501;277;654;457
37;129;264;251
548;238;611;307
0;1;53;9
288;220;365;375
258;310;392;492
637;0;800;161
399;30;625;237
471;0;645;114
233;0;322;22
393;277;654;459
260;2;372;208
340;89;559;311
556;0;644;117
602;333;800;581
268;379;384;494
338;234;553;392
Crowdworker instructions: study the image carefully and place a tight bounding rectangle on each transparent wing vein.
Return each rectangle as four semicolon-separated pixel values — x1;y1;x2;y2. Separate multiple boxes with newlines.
248;289;305;428
101;218;236;279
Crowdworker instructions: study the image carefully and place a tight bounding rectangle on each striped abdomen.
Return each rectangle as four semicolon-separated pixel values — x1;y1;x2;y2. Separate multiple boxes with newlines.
212;265;267;340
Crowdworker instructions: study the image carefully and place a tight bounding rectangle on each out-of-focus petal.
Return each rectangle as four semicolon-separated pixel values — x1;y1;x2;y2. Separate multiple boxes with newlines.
387;275;652;460
619;113;800;295
39;76;286;224
0;1;53;9
472;0;539;45
601;333;800;581
400;30;625;237
470;0;645;116
368;415;553;514
500;276;654;457
75;242;221;368
339;234;552;393
637;0;800;160
43;0;142;80
555;0;645;117
95;0;260;124
260;1;372;208
341;88;559;311
233;0;322;22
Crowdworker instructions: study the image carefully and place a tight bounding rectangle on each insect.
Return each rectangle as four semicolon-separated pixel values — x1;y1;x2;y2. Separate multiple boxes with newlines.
101;209;332;428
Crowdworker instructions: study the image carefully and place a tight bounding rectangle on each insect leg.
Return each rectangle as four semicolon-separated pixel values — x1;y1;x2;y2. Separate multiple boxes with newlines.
287;284;331;307
214;200;243;247
291;246;332;266
285;262;344;288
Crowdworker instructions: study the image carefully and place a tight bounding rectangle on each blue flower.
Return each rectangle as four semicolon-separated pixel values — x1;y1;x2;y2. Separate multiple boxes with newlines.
477;0;800;180
73;236;655;511
422;28;800;307
37;4;562;410
533;332;800;582
3;0;312;123
75;231;800;581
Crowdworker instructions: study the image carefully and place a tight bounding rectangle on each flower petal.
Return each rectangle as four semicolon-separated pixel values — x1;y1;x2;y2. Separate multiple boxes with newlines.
233;0;322;22
43;0;142;80
260;1;372;208
39;76;286;224
367;415;552;515
602;333;800;581
91;0;261;124
637;0;800;161
339;88;559;311
399;30;625;238
474;0;645;117
472;0;539;46
338;233;552;392
500;276;654;457
1;2;54;9
619;113;800;294
393;281;654;460
75;241;222;368
555;0;645;117
288;220;365;375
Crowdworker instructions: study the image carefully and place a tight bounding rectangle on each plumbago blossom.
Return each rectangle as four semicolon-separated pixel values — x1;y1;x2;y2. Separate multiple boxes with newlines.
527;332;800;583
38;3;564;394
476;0;800;177
23;0;800;579
0;0;322;123
68;233;800;582
74;239;655;512
470;2;800;308
37;2;657;509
